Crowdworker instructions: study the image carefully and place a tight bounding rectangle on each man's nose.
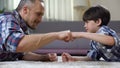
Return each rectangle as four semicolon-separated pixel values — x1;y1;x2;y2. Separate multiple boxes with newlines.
38;16;42;22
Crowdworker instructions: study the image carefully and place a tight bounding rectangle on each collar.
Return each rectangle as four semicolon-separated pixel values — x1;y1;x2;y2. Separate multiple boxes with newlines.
96;26;108;33
13;10;29;34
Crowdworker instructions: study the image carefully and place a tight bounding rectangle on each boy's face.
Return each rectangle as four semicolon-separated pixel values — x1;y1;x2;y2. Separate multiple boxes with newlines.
84;20;100;33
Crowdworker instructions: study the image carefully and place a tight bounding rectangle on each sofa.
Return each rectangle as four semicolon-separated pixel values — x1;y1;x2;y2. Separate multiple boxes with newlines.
31;21;120;56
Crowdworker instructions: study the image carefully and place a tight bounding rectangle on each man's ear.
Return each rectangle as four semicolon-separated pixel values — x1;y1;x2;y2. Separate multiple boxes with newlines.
22;6;29;14
96;18;102;26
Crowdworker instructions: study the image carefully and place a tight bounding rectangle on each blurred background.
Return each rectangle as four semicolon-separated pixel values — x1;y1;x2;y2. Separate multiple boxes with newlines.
0;0;120;21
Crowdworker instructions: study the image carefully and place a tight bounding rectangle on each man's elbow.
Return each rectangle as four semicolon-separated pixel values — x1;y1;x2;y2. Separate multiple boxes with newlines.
16;44;25;52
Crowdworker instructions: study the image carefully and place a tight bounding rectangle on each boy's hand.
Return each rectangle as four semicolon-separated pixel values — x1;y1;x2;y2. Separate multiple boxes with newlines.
61;52;75;62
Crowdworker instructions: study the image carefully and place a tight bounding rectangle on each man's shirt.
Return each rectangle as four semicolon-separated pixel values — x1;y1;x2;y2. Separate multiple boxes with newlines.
0;11;30;61
87;26;120;61
0;11;28;52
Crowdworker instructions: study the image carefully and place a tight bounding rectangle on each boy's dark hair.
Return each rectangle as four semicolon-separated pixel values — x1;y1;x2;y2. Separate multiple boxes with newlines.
83;5;110;26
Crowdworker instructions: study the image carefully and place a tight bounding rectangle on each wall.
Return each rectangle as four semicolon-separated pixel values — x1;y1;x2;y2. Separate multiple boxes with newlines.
90;0;120;21
73;0;89;21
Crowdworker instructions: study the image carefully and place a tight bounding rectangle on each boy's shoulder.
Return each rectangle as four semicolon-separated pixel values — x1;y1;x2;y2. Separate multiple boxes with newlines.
97;26;117;36
98;26;114;32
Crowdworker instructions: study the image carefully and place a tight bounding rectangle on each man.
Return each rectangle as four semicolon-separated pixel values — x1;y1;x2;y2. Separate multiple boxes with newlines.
0;0;72;61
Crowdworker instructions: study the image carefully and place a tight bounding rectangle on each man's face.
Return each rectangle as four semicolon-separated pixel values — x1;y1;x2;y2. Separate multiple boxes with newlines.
25;0;44;29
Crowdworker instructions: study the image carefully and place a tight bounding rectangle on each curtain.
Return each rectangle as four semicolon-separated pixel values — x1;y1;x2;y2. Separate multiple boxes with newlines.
43;0;74;21
0;0;20;12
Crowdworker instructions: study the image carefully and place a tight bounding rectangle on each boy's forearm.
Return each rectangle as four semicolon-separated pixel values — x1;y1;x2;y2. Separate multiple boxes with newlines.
73;32;115;46
74;56;92;61
82;32;114;45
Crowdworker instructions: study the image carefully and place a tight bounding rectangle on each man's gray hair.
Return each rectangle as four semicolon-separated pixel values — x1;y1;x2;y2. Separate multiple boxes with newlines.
16;0;44;11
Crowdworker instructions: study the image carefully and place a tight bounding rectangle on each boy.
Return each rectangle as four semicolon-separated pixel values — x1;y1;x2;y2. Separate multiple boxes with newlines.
62;6;120;62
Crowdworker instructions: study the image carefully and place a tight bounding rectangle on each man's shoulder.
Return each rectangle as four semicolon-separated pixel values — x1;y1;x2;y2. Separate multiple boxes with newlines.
0;12;15;17
0;12;17;21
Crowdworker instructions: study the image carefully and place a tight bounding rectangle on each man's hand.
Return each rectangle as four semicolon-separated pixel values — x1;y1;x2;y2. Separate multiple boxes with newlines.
23;52;58;62
48;53;58;61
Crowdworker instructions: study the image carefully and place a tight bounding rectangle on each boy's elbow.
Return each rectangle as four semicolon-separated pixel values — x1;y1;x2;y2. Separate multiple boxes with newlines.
108;38;115;46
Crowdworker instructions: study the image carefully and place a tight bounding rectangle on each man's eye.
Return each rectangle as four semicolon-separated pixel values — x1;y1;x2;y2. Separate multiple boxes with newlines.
36;13;44;16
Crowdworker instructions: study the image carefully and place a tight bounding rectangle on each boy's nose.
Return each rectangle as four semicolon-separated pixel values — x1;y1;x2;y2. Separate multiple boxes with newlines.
84;24;86;28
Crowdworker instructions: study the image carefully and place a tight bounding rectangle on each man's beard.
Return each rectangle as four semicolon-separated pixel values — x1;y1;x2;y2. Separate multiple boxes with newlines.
27;24;36;30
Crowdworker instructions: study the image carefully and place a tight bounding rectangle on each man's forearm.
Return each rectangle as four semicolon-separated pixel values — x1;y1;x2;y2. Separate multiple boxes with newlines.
22;52;50;61
16;33;58;52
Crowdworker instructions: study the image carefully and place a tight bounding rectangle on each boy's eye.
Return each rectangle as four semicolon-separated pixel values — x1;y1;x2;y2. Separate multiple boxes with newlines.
85;21;88;23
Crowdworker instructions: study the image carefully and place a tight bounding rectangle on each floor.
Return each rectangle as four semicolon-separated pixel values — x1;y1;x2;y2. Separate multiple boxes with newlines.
0;56;120;68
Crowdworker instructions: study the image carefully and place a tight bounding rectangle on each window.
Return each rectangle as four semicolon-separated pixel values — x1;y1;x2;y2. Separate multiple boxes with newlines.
43;0;89;21
0;0;20;11
13;0;20;10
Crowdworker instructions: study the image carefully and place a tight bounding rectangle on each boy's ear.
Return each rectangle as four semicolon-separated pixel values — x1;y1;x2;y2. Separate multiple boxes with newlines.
96;19;102;26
